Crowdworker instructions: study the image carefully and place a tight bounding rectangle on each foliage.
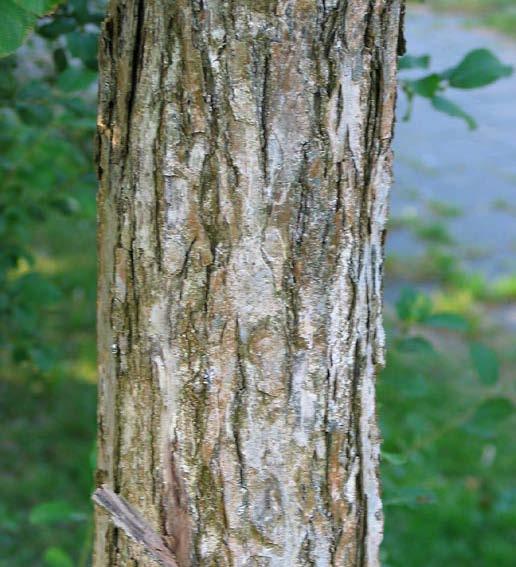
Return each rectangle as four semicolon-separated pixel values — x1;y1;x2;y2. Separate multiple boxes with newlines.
0;0;103;56
0;378;96;566
399;48;513;128
0;0;59;56
381;288;515;566
0;0;99;373
0;3;99;564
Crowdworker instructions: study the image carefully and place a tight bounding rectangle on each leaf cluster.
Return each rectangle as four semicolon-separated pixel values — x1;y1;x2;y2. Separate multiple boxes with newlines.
0;1;99;372
382;286;515;565
399;48;513;128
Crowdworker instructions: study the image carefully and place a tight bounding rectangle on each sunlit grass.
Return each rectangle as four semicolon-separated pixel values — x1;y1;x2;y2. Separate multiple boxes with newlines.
409;0;516;37
9;255;64;279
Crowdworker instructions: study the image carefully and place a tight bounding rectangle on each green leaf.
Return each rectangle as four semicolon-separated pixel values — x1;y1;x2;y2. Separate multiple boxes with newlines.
431;95;477;130
67;0;104;25
422;312;469;332
69;0;88;21
466;397;514;438
445;48;513;89
411;73;441;98
17;80;52;102
395;287;432;323
0;0;59;56
53;47;68;72
37;17;77;40
66;30;98;70
396;336;435;356
0;56;17;98
43;547;74;567
13;0;58;13
29;501;76;525
398;54;430;71
0;0;35;57
16;102;53;126
469;342;500;385
414;220;454;245
61;96;95;117
396;287;417;321
56;67;96;92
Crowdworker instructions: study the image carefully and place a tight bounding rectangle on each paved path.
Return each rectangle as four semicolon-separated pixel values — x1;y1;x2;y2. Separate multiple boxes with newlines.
390;7;516;278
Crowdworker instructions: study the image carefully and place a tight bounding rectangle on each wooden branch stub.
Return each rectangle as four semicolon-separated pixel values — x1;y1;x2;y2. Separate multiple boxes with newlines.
92;485;178;567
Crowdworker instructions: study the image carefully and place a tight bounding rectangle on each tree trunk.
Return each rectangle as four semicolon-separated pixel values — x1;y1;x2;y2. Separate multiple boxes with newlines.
95;1;404;565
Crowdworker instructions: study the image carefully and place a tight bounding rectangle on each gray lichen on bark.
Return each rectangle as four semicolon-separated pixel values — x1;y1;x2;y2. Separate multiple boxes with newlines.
95;1;404;565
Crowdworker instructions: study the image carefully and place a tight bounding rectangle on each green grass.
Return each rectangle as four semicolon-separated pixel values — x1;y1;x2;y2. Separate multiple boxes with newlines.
382;177;516;564
380;321;516;566
411;0;516;37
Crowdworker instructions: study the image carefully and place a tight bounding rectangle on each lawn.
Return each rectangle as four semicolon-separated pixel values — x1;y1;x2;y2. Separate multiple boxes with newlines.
412;0;516;37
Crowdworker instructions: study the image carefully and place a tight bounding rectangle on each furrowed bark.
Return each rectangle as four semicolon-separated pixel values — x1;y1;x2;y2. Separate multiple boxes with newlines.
95;1;404;565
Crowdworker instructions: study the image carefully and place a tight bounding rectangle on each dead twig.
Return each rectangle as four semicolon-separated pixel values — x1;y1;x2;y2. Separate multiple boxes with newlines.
92;485;178;567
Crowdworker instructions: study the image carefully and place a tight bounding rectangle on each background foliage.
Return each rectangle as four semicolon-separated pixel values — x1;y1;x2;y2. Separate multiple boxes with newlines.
413;0;516;37
0;1;515;566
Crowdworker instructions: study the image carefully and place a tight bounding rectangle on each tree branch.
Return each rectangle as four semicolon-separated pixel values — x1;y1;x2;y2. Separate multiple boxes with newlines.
92;485;178;567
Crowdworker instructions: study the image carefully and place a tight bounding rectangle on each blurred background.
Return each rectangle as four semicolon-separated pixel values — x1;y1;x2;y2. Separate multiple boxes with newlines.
0;1;514;565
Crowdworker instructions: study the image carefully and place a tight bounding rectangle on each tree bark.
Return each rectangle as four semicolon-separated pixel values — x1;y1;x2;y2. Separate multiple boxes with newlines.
95;1;404;565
